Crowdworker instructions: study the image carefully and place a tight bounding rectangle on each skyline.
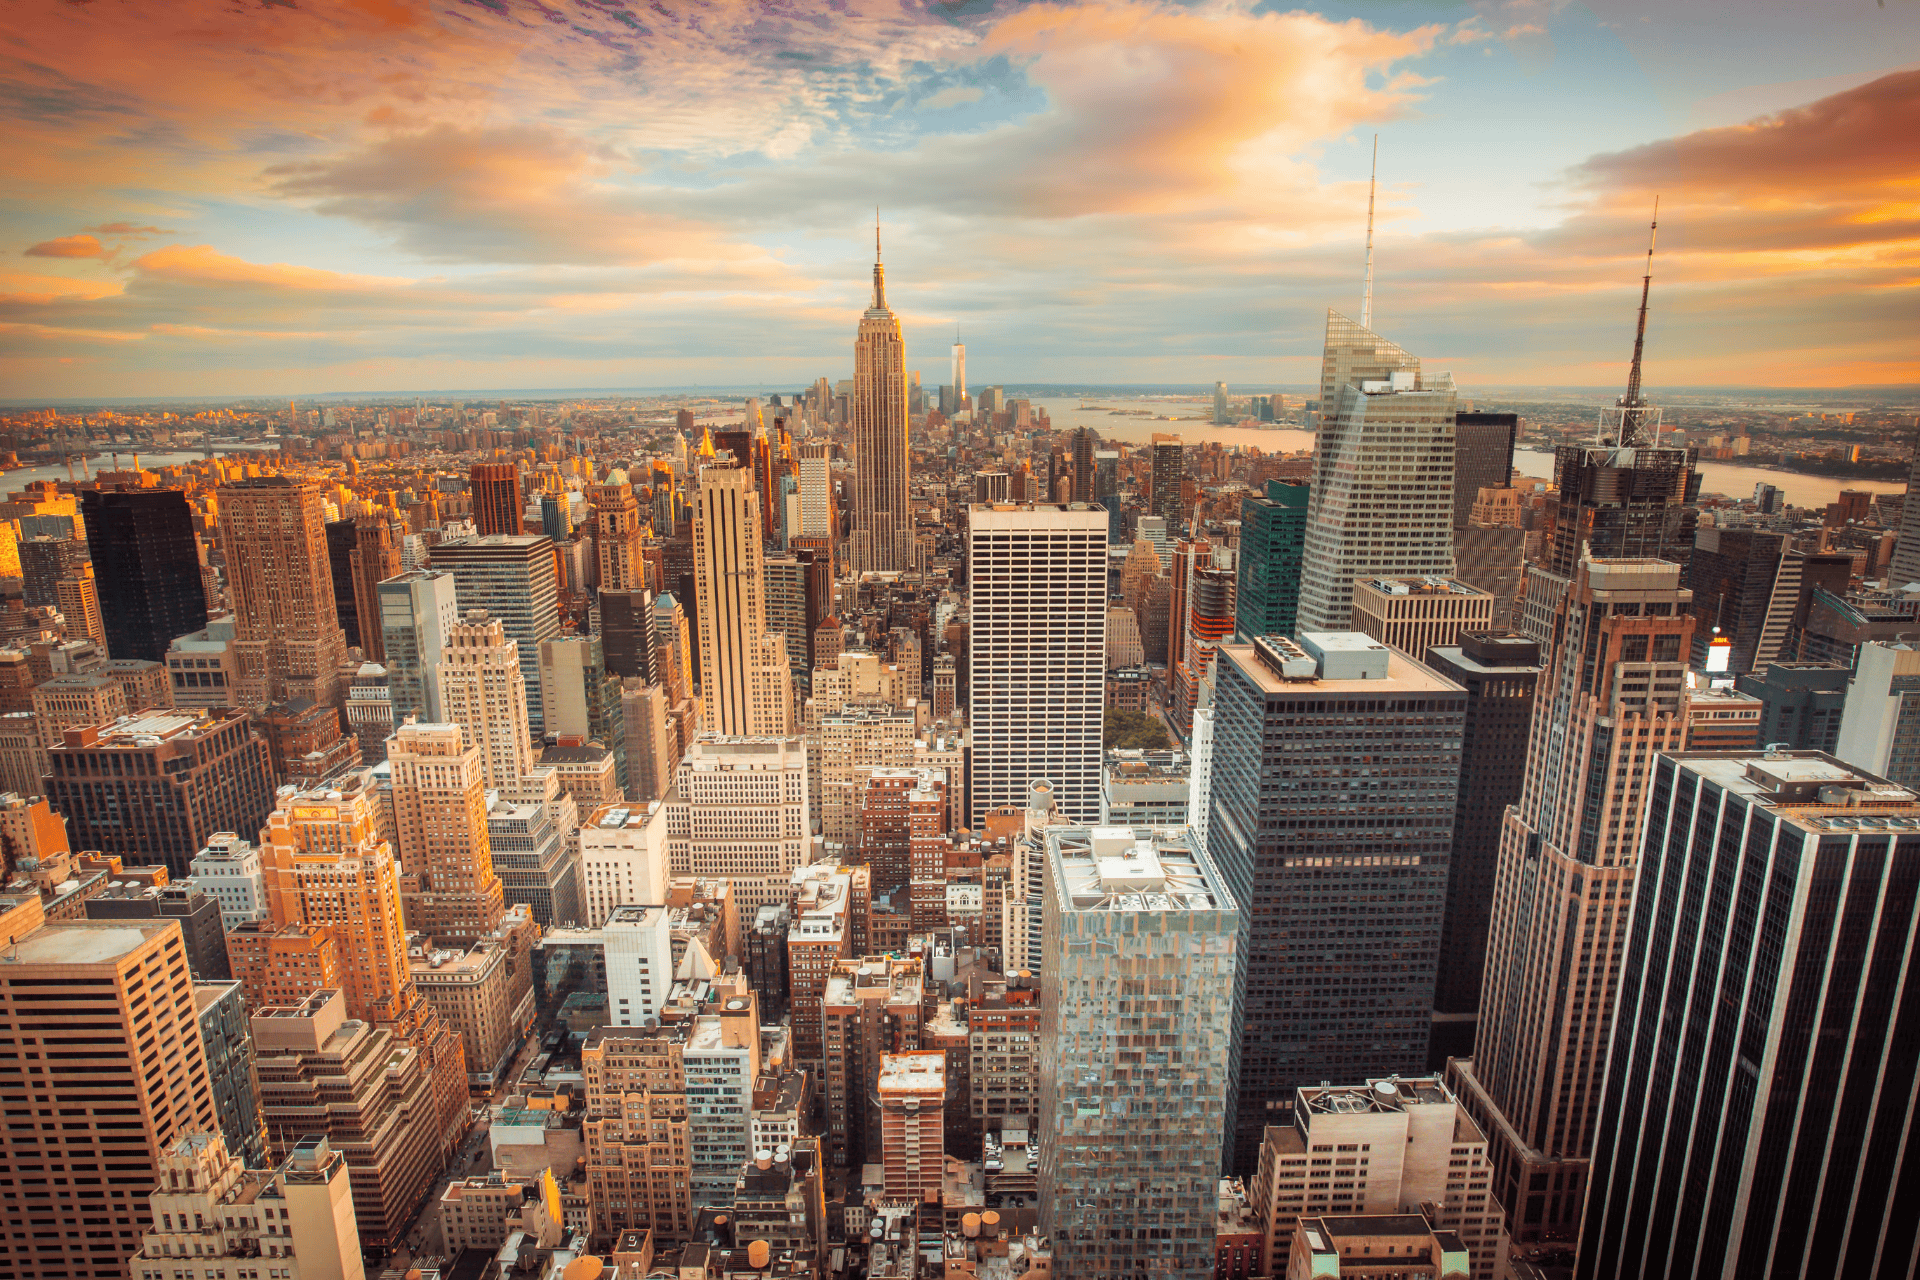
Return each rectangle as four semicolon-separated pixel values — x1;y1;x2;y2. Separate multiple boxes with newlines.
5;0;1918;397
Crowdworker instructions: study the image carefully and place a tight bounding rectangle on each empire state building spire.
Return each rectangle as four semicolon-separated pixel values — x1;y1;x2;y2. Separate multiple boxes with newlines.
850;215;912;574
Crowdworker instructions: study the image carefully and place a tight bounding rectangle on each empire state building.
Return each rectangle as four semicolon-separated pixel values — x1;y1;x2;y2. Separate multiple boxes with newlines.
850;227;913;573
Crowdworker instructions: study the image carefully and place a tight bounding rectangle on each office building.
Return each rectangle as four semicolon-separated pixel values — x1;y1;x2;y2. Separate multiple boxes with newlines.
1448;556;1696;1242
592;479;645;590
1235;479;1309;643
410;905;538;1089
326;516;401;660
18;533;88;609
821;955;925;1169
32;671;126;749
1315;309;1422;425
0;903;220;1280
1452;525;1528;630
377;569;460;723
1887;424;1920;587
581;1028;694;1244
1684;528;1798;674
470;461;521;536
1351;577;1494;657
133;1130;364;1280
1213;380;1231;425
665;736;812;912
162;615;239;708
429;535;560;736
1579;752;1920;1280
1286;1213;1472;1279
435;609;534;788
1451;412;1517;529
193;979;271;1168
1037;825;1239;1280
53;562;104;647
580;799;669;927
877;1053;945;1200
1210;633;1466;1172
387;721;506;942
796;441;834;539
1150;436;1187;526
599;586;657;681
85;880;231;979
345;663;393;763
217;477;350;707
1297;354;1458;634
787;865;857;1067
763;553;811;687
968;503;1107;826
227;921;344;1012
693;465;792;735
44;709;275;877
682;996;763;1207
483;768;582;926
1249;1076;1506;1279
1836;640;1920;787
1734;660;1849;753
848;234;912;573
1100;748;1191;826
1419;632;1540;1055
251;989;444;1251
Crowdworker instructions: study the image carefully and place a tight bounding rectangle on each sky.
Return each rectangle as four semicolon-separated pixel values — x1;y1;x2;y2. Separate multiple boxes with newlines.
3;0;1918;399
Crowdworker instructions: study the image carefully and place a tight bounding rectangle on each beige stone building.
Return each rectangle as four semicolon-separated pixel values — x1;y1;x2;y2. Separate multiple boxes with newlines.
582;1028;695;1247
665;735;812;911
388;720;506;942
1350;577;1496;658
410;904;540;1090
434;610;535;789
217;477;350;707
31;670;126;749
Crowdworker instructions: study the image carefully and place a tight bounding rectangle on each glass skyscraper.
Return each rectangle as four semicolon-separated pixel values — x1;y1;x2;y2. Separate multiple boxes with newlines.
1037;824;1239;1280
1234;479;1308;643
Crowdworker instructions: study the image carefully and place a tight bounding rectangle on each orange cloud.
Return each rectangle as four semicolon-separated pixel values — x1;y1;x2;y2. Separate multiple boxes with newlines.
24;234;105;259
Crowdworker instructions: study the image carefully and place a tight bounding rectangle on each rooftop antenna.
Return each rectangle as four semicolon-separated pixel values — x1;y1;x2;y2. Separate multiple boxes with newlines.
1361;134;1378;329
1612;198;1660;447
871;207;887;310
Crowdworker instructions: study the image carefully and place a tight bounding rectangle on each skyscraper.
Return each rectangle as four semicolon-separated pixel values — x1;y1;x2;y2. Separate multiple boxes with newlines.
434;609;534;788
53;561;103;648
1447;556;1696;1242
1296;315;1457;634
1579;751;1920;1279
666;735;812;912
592;478;645;590
0;905;220;1280
1419;630;1541;1058
1890;423;1920;587
217;476;350;706
387;721;507;943
429;534;559;736
1683;528;1798;674
1452;412;1517;529
1149;435;1187;527
1092;449;1121;542
693;465;790;736
1037;825;1239;1280
967;502;1107;826
1210;633;1466;1172
469;461;521;536
951;336;966;409
1234;479;1308;643
797;441;834;539
1069;426;1095;503
1213;380;1230;425
377;569;460;723
81;487;207;662
850;229;913;573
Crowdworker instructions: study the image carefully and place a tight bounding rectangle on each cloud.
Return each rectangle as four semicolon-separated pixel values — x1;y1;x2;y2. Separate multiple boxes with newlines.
918;85;986;111
87;222;173;237
24;234;105;259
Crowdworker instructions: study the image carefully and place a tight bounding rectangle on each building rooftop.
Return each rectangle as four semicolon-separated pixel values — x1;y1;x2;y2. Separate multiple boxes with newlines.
1226;637;1464;695
1045;825;1234;916
5;920;165;966
1672;752;1919;833
1356;577;1490;598
878;1052;946;1093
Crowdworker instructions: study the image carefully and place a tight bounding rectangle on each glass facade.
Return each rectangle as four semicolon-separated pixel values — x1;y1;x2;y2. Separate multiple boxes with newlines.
1233;479;1308;645
1037;826;1239;1279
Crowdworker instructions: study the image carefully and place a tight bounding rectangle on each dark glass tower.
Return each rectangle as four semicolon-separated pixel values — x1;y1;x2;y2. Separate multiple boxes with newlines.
81;488;208;662
1210;634;1465;1174
1233;480;1308;643
1580;750;1920;1279
1452;411;1517;529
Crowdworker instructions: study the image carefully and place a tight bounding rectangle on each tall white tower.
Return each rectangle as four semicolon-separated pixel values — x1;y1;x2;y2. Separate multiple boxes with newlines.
951;337;967;408
968;502;1108;825
1295;311;1456;633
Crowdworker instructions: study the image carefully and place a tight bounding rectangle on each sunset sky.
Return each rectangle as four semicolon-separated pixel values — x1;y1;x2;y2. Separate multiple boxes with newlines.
3;0;1917;398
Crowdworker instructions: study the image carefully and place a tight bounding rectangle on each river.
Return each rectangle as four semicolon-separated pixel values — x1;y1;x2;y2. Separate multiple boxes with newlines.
2;445;282;493
1024;397;1902;510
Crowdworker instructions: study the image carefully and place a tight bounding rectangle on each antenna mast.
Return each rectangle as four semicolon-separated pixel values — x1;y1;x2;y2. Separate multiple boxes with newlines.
1361;135;1378;328
1616;198;1659;445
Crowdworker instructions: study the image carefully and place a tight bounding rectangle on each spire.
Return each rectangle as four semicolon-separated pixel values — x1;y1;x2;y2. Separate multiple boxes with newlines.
1361;134;1378;329
698;425;717;459
872;208;887;311
1615;199;1660;446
